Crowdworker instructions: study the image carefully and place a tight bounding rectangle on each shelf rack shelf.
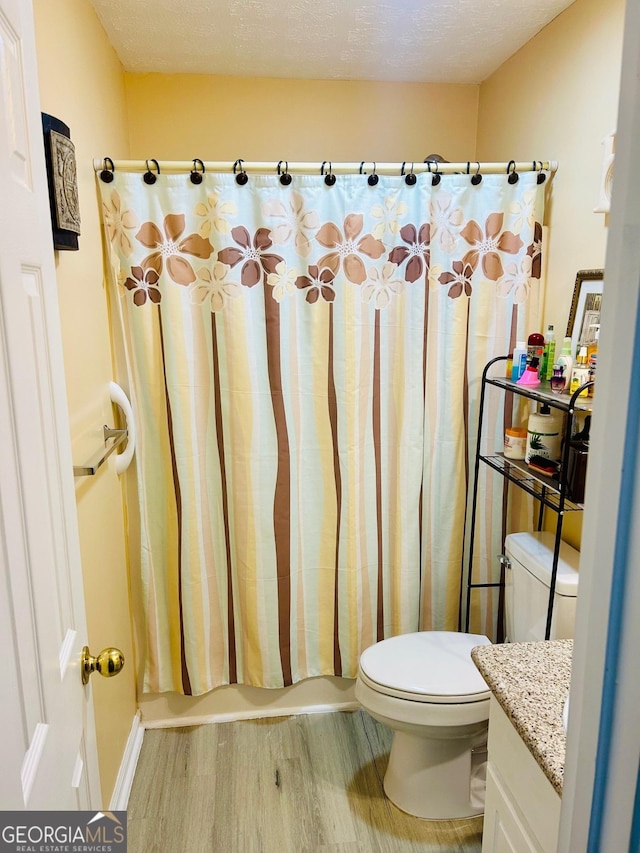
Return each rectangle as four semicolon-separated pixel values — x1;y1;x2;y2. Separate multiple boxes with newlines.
479;453;584;512
461;355;592;641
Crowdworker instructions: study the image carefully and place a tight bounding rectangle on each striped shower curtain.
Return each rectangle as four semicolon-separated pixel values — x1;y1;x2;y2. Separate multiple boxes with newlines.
99;169;545;695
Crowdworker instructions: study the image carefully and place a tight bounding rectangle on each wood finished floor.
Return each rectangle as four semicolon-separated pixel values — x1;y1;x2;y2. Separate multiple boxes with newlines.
127;709;483;853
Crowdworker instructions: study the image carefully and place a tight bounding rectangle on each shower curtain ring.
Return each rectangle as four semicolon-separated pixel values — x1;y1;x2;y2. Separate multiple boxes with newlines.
278;160;292;186
321;161;336;186
507;160;519;184
368;163;379;186
99;157;115;183
359;161;366;175
405;163;416;186
431;162;441;186
233;158;248;186
471;162;482;185
143;159;160;185
190;158;205;184
536;161;547;184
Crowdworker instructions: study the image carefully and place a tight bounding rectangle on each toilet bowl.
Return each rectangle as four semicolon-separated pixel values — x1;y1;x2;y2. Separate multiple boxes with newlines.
355;631;491;820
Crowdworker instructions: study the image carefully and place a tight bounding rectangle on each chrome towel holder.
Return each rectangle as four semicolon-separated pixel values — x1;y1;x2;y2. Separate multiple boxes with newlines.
73;382;135;477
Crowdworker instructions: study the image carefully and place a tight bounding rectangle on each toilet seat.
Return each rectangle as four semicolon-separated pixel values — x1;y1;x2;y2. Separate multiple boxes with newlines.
358;631;491;704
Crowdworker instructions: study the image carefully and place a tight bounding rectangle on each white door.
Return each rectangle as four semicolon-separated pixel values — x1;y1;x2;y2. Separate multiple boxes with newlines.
0;0;101;809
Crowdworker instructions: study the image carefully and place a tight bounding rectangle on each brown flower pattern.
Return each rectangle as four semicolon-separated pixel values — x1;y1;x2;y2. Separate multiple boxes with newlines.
388;223;431;283
439;260;475;299
295;265;336;304
106;181;542;311
460;213;523;281
527;221;543;279
123;265;161;306
136;214;214;285
218;226;283;287
316;214;385;285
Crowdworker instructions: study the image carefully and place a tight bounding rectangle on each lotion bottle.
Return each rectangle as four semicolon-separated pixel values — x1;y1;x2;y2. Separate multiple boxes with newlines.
556;337;573;382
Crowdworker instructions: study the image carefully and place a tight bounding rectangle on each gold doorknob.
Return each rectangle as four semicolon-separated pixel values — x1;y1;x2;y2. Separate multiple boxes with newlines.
81;646;125;685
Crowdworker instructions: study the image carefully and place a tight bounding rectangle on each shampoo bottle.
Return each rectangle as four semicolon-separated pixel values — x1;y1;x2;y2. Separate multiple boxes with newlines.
540;324;556;381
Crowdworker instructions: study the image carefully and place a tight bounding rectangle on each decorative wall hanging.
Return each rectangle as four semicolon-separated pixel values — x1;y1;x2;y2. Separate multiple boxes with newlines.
41;113;80;250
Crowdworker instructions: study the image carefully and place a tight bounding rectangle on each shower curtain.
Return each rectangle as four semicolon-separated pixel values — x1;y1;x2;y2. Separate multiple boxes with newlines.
99;169;545;695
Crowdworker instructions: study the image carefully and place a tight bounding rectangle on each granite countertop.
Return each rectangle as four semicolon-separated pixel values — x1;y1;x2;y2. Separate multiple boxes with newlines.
471;639;572;795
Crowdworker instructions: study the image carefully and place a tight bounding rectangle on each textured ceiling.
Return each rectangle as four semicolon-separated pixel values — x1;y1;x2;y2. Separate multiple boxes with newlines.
89;0;575;84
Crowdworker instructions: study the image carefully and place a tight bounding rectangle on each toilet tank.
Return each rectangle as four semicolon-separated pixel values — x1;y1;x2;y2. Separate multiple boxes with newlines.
504;531;580;642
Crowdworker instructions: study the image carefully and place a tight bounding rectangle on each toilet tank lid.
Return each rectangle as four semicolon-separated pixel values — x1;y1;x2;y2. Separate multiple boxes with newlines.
505;531;580;596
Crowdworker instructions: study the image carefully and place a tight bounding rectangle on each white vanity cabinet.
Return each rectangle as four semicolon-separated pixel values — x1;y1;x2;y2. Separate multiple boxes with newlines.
482;697;561;853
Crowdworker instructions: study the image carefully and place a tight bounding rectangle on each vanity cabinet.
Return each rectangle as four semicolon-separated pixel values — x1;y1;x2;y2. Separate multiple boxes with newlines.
463;356;592;638
482;698;561;853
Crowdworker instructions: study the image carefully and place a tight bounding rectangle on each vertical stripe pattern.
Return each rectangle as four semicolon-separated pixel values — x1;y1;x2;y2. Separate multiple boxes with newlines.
99;171;545;694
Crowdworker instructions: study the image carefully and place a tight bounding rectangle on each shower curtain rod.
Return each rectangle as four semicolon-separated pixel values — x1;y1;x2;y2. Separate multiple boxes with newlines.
93;158;558;176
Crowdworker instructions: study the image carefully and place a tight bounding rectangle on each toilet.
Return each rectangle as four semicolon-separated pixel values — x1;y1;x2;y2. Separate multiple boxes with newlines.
355;530;580;820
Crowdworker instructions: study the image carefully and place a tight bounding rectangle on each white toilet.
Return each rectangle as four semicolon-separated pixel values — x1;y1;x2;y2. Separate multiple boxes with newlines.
355;530;580;820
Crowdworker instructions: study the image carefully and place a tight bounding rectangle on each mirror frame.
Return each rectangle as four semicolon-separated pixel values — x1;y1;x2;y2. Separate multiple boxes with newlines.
566;268;604;357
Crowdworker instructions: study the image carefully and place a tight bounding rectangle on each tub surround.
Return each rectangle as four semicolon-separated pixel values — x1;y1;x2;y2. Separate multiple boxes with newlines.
471;639;572;795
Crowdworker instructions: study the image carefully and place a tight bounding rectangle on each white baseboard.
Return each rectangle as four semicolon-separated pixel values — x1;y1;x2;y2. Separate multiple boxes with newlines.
109;711;145;810
142;700;360;730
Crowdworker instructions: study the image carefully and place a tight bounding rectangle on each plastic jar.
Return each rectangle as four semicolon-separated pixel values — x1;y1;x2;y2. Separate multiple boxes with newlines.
504;427;527;459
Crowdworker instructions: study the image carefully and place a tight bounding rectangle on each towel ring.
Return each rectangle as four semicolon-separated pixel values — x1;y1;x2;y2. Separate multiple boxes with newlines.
99;157;115;183
109;382;136;475
143;159;160;185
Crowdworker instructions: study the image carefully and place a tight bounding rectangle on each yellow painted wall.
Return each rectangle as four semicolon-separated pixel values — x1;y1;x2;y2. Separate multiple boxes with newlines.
478;0;624;344
33;0;136;805
124;74;479;162
477;0;625;550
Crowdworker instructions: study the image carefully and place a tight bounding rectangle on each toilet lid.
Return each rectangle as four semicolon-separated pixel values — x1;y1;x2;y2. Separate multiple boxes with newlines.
358;631;491;703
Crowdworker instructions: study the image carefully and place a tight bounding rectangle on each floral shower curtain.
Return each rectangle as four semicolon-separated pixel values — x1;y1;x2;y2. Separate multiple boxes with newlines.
99;169;545;695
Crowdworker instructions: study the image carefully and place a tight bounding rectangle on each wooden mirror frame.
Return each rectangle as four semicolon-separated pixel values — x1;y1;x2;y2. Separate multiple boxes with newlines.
566;269;604;357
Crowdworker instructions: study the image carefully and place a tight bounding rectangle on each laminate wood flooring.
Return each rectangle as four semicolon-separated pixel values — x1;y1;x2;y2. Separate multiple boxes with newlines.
127;709;483;853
